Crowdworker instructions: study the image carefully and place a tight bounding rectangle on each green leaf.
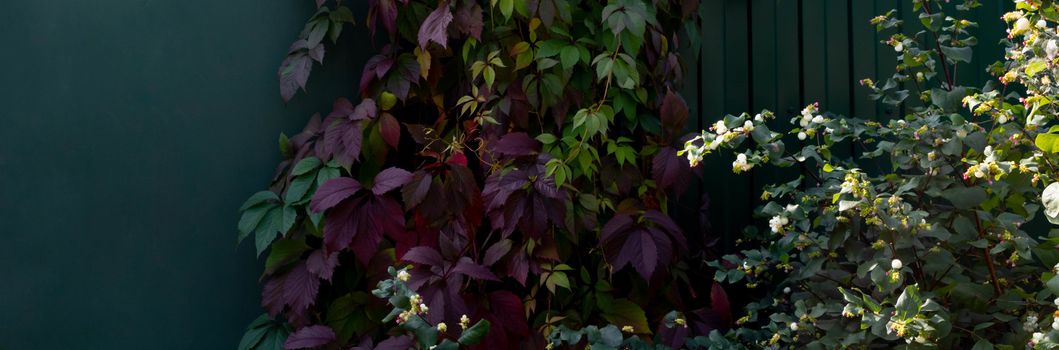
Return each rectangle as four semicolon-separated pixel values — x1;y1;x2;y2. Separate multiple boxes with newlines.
238;204;272;242
238;315;272;350
255;207;284;256
1026;59;1048;76
291;156;322;176
1036;132;1059;153
264;239;309;273
285;174;315;203
499;0;514;18
598;296;649;334
940;45;972;63
972;339;994;350
240;191;279;211
894;284;923;319
941;186;987;210
458;319;491;345
560;45;580;69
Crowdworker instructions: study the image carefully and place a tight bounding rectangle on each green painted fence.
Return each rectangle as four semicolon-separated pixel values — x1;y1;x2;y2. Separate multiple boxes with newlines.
0;1;1009;348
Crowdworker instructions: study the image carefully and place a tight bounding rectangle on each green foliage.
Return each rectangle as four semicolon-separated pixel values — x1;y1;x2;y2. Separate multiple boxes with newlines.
679;0;1059;348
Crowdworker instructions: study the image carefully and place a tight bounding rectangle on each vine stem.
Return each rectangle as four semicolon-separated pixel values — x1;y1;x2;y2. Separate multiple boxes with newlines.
920;0;955;90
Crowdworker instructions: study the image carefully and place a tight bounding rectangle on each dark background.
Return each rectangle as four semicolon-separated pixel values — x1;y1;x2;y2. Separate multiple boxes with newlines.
0;1;367;348
0;0;1008;348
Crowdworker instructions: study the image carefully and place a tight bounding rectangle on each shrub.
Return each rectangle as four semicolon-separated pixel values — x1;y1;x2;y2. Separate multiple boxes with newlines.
236;1;718;349
679;0;1059;348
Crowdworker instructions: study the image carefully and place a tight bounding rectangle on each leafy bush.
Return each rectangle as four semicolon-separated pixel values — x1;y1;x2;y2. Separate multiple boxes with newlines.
237;1;721;349
678;0;1059;348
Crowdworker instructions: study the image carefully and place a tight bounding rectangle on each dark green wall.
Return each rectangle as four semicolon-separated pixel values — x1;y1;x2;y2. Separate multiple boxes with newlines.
0;0;1010;348
0;1;367;348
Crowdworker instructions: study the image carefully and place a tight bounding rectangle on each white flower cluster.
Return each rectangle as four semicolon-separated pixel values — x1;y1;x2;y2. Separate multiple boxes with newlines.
795;103;827;140
681;115;764;167
732;153;753;173
769;205;798;234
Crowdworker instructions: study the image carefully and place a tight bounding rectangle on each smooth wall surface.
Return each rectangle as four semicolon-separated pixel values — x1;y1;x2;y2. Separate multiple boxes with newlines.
0;1;366;348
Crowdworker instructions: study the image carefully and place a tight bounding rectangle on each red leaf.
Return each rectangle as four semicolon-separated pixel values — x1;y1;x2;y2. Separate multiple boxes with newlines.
418;5;454;48
710;283;732;326
660;90;689;142
379;112;401;149
492;132;539;157
310;177;362;212
284;325;336;349
372;167;413;195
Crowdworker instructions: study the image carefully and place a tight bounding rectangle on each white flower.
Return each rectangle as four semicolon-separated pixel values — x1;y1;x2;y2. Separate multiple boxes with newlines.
754;113;764;122
789;322;799;332
797;132;807;140
397;270;411;282
743;120;755;132
812;115;824;124
1047;40;1059;58
785;204;799;212
891;259;903;270
732;153;753;173
1032;331;1045;344
1038;19;1048;28
1014;17;1031;36
769;215;789;233
894;42;904;52
799;116;810;127
1053;318;1059;331
437;322;448;332
713;120;728;135
783;287;791;294
998;114;1009;124
1053;297;1059;306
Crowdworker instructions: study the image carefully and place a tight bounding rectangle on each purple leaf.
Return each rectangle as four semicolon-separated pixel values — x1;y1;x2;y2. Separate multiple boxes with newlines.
305;250;339;281
483;162;565;238
401;171;433;209
492;132;539;157
379;112;401;149
417;5;454;49
368;0;399;37
660;90;689;142
284;325;336;349
600;211;685;281
279;53;312;102
453;0;483;40
325;120;364;168
322;196;404;265
262;262;319;325
373;167;413;195
373;335;414;350
310;177;362;213
652;147;692;194
452;257;499;281
483;239;512;266
360;54;393;96
401;246;444;267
